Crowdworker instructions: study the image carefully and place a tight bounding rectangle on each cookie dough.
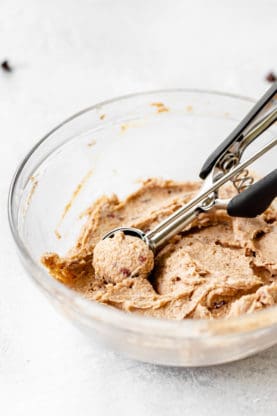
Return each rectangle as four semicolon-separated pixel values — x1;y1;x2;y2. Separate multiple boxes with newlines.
42;178;277;320
93;232;154;284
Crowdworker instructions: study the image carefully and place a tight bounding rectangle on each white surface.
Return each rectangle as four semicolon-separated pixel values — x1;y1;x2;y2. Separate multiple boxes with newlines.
1;0;277;414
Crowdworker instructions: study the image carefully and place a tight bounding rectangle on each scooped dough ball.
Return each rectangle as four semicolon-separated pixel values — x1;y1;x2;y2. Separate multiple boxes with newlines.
93;232;154;284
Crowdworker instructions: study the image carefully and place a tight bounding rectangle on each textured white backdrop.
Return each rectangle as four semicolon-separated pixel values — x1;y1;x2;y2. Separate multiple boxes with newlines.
1;0;277;415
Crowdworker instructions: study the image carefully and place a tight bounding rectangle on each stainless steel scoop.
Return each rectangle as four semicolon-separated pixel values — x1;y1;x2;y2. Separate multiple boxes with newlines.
103;83;277;252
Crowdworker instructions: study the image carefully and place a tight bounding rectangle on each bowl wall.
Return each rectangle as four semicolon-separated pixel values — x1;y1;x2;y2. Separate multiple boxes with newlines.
9;90;277;366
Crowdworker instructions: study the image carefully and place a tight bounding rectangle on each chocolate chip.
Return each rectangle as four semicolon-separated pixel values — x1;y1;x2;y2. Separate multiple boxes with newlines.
213;300;226;309
265;72;277;83
119;267;131;277
264;217;275;224
138;255;147;263
1;60;12;72
254;230;265;240
171;276;181;283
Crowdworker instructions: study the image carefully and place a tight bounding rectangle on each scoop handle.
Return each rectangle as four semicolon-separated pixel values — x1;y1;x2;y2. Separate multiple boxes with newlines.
199;83;277;180
227;169;277;218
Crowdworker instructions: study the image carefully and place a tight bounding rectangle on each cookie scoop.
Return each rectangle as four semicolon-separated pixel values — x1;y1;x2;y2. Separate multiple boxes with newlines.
93;84;277;281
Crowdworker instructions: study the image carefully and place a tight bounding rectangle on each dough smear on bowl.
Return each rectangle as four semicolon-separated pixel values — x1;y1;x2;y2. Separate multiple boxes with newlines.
42;178;277;320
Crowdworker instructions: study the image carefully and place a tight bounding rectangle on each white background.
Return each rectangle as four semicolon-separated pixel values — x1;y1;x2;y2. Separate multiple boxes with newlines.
1;0;277;415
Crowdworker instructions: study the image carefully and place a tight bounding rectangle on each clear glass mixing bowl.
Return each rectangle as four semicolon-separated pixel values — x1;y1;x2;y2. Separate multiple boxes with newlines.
8;89;277;366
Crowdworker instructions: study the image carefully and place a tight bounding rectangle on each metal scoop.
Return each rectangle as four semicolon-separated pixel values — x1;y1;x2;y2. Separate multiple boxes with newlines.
103;83;277;252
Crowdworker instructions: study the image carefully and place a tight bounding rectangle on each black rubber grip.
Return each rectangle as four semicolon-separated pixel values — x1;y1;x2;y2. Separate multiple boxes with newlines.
199;83;277;180
227;169;277;218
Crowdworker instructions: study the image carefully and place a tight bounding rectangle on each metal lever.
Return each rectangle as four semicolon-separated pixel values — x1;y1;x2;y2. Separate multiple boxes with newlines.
103;86;277;253
105;138;276;251
146;138;276;249
200;82;277;180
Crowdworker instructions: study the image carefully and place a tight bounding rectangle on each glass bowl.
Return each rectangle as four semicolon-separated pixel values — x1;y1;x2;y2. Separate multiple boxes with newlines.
8;89;277;366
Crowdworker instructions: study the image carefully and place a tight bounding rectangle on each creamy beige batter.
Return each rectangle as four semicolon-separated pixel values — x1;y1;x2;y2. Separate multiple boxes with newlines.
42;178;277;320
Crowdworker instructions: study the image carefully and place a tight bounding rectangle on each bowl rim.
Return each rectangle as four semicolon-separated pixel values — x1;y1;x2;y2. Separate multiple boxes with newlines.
8;87;277;339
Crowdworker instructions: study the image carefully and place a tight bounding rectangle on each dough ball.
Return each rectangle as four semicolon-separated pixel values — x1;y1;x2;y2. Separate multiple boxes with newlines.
93;232;154;284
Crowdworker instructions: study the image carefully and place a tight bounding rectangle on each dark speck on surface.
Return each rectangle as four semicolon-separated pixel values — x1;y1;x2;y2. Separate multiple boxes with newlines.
1;60;12;72
265;71;276;83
